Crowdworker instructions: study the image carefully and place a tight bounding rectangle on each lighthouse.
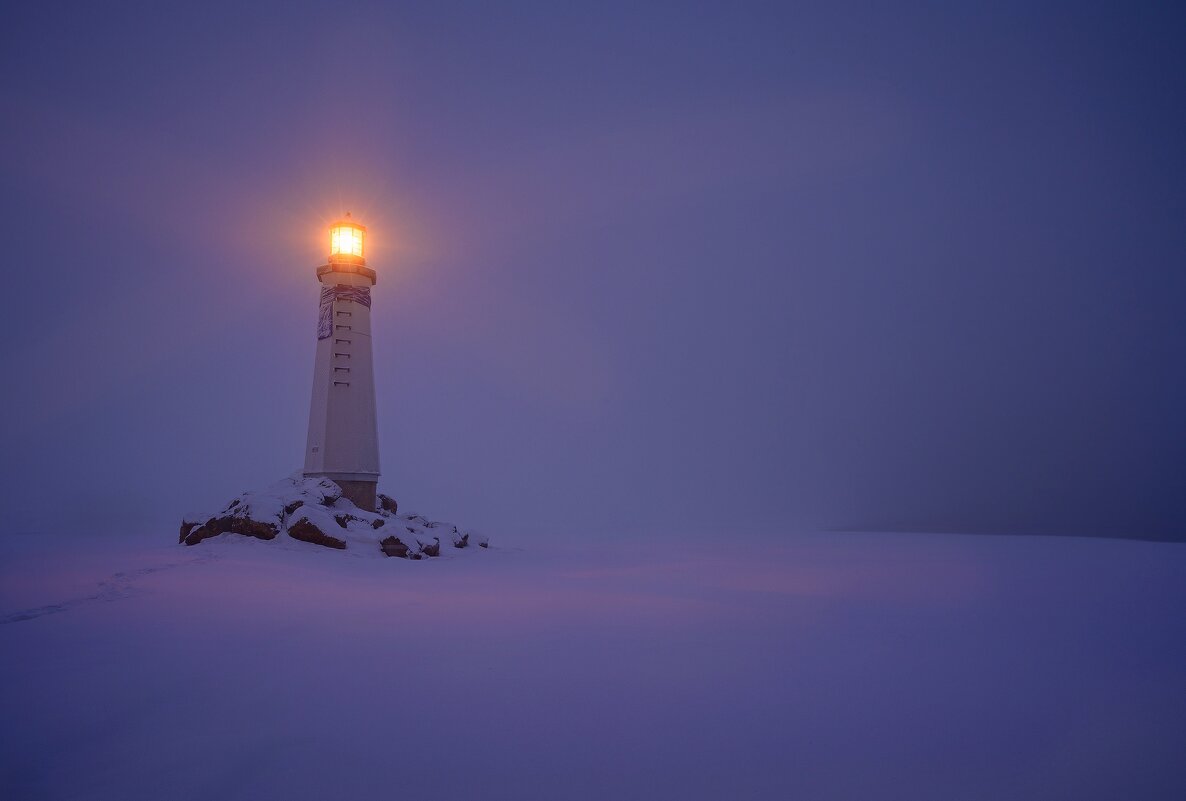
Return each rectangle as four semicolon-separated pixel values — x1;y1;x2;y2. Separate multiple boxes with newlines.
303;214;381;511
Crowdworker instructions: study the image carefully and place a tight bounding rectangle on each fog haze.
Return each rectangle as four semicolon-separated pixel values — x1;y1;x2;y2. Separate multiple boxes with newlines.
1;1;1183;542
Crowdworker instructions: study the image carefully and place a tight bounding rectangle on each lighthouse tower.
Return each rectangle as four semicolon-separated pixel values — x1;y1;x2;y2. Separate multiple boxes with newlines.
303;214;381;511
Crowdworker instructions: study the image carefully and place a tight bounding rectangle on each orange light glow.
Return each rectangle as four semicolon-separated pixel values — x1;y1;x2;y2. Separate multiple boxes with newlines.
331;225;363;257
329;218;365;260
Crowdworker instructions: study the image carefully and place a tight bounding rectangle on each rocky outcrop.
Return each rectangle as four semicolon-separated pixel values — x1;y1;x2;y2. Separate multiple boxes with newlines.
179;473;487;558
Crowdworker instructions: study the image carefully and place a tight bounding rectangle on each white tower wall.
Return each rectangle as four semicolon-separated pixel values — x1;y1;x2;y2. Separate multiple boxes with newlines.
304;268;380;510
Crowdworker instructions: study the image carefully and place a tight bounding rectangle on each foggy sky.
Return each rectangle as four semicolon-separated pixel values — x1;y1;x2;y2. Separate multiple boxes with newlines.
1;1;1183;542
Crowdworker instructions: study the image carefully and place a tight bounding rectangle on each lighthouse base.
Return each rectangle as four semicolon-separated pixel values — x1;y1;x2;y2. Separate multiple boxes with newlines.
303;474;378;512
335;480;378;512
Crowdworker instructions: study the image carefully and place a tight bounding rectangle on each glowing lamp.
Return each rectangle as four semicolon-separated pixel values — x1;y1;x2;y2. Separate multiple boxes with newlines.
328;214;366;264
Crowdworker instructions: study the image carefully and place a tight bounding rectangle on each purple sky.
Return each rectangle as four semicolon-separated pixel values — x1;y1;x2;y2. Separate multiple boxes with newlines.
1;1;1183;541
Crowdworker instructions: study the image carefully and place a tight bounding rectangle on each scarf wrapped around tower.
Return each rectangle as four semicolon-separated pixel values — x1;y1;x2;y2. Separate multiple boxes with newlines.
317;285;372;339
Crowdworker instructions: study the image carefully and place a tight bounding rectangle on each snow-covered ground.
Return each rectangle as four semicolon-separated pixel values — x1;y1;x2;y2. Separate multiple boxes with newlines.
1;530;1184;800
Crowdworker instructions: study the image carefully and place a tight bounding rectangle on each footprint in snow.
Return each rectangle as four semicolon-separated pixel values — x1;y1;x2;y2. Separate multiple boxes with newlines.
0;552;218;626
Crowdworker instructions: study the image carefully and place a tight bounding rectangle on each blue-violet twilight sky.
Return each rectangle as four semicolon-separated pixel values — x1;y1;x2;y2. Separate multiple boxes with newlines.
0;1;1183;542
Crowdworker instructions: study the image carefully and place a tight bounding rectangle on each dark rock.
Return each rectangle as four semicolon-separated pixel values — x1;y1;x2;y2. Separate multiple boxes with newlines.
452;532;469;549
288;518;346;550
380;536;410;558
284;500;305;516
184;516;229;546
417;537;441;557
371;518;385;529
183;499;281;547
179;520;198;544
478;540;489;549
183;527;212;546
378;493;399;515
228;514;279;540
334;513;361;529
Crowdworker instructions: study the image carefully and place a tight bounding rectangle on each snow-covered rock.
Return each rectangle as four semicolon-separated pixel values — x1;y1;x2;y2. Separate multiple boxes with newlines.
287;514;347;550
378;493;398;515
180;473;487;559
378;535;412;558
